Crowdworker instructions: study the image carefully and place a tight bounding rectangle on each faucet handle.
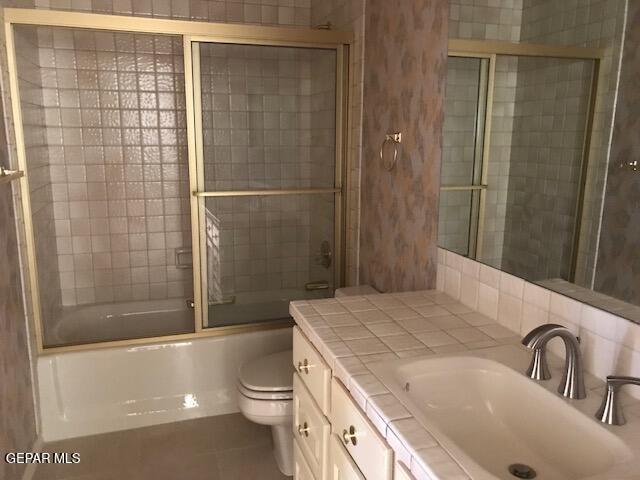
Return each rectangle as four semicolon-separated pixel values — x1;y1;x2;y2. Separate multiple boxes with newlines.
596;376;640;426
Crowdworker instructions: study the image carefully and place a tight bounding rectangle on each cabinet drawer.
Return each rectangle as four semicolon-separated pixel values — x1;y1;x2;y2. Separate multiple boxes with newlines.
294;438;316;480
293;326;331;414
294;373;330;480
328;434;365;480
394;461;415;480
330;378;393;480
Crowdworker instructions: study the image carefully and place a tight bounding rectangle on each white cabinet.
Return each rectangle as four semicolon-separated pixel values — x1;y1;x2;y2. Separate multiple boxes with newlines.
330;378;393;480
328;433;365;480
294;438;316;480
293;326;332;414
294;373;330;480
292;328;394;480
393;462;415;480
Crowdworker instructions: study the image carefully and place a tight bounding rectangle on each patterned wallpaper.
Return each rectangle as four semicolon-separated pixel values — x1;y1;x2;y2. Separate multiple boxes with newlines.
0;183;35;480
359;0;448;292
0;4;39;480
595;0;640;304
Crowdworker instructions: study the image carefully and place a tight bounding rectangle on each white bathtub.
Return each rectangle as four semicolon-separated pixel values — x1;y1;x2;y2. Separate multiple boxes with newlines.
37;327;293;441
45;288;328;346
45;298;194;346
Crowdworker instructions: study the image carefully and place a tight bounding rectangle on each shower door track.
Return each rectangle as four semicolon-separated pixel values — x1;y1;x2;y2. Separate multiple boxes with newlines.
4;8;353;353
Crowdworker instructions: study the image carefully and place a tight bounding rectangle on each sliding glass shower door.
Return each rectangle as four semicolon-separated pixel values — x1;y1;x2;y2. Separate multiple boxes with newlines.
439;55;490;258
188;41;344;329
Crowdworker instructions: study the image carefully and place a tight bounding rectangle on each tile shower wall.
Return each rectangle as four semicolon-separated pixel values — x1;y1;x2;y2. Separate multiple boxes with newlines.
34;0;311;26
595;0;640;305
437;247;640;401
311;0;365;286
518;0;627;287
501;56;594;281
359;0;448;292
449;0;522;42
34;28;192;306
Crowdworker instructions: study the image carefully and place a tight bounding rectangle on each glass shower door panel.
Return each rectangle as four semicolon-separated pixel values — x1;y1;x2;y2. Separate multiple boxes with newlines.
438;190;476;256
198;43;337;190
439;55;488;257
203;194;335;328
15;25;195;348
441;56;484;187
194;41;340;329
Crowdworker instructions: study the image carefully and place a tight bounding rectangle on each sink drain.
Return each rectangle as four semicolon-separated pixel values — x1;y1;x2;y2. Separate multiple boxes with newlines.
508;464;537;479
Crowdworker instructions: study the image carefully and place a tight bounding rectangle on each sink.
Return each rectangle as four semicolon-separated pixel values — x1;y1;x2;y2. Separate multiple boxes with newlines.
370;345;632;480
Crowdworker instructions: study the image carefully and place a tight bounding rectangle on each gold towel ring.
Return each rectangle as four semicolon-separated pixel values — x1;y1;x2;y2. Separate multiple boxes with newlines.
380;133;402;171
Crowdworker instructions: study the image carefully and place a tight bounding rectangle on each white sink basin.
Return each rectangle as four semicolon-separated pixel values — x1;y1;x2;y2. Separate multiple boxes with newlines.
371;345;632;480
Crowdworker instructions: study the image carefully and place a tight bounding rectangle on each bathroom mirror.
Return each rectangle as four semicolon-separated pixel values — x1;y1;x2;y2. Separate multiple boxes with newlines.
439;0;640;323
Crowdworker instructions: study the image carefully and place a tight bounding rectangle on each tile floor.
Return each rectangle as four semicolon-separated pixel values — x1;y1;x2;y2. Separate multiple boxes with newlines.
33;414;288;480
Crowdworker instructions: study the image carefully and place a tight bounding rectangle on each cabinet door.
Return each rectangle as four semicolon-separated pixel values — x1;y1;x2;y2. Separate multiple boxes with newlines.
294;438;316;480
293;326;332;414
330;378;393;480
328;434;365;480
294;373;330;480
394;461;416;480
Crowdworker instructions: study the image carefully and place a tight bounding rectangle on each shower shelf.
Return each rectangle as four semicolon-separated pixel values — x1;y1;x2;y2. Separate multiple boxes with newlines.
0;167;23;186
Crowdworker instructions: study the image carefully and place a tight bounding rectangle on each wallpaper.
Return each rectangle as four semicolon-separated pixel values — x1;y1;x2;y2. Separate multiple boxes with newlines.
359;0;448;292
0;2;39;479
595;0;640;304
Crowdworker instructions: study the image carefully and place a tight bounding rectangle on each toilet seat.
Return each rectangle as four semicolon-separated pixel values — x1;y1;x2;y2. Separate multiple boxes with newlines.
237;382;293;401
238;349;294;393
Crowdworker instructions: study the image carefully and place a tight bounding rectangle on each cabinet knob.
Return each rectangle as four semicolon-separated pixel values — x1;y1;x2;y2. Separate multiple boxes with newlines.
297;359;310;374
297;422;309;437
342;426;357;446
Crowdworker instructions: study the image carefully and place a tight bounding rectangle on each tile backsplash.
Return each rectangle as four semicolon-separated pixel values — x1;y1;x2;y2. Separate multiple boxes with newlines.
437;247;640;400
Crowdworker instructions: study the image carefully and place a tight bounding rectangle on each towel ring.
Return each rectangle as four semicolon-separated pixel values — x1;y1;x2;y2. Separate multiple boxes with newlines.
380;133;402;171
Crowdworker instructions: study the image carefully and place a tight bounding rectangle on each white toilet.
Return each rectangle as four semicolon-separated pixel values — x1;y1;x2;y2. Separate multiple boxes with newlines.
237;349;294;476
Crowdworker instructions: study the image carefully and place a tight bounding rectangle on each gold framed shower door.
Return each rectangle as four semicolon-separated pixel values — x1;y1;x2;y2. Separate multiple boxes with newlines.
3;8;352;353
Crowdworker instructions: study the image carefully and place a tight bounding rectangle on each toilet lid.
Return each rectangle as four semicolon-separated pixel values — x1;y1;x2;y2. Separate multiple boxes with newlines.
237;382;293;401
238;349;294;392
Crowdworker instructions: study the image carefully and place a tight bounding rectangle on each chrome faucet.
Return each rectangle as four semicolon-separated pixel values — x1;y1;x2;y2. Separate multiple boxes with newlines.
521;324;586;399
595;376;640;426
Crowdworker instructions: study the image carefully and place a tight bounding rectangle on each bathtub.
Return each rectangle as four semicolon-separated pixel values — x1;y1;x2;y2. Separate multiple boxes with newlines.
45;288;328;346
45;298;194;346
37;327;293;441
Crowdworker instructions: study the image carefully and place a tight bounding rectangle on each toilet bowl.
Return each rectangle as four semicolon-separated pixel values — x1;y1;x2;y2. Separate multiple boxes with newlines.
237;349;294;476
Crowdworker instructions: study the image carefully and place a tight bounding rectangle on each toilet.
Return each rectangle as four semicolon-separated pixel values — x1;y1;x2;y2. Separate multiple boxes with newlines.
237;349;294;476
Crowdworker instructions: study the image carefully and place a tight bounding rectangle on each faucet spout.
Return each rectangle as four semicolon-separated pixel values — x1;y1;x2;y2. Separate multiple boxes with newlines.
521;324;586;400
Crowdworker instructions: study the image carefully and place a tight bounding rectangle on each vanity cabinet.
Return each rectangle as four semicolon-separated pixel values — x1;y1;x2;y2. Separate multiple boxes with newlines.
294;440;316;480
328;434;365;479
293;326;332;414
393;462;415;480
293;373;331;479
293;327;395;480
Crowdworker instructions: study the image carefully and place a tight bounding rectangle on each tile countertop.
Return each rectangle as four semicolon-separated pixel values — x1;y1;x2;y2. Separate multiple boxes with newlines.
289;290;640;480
